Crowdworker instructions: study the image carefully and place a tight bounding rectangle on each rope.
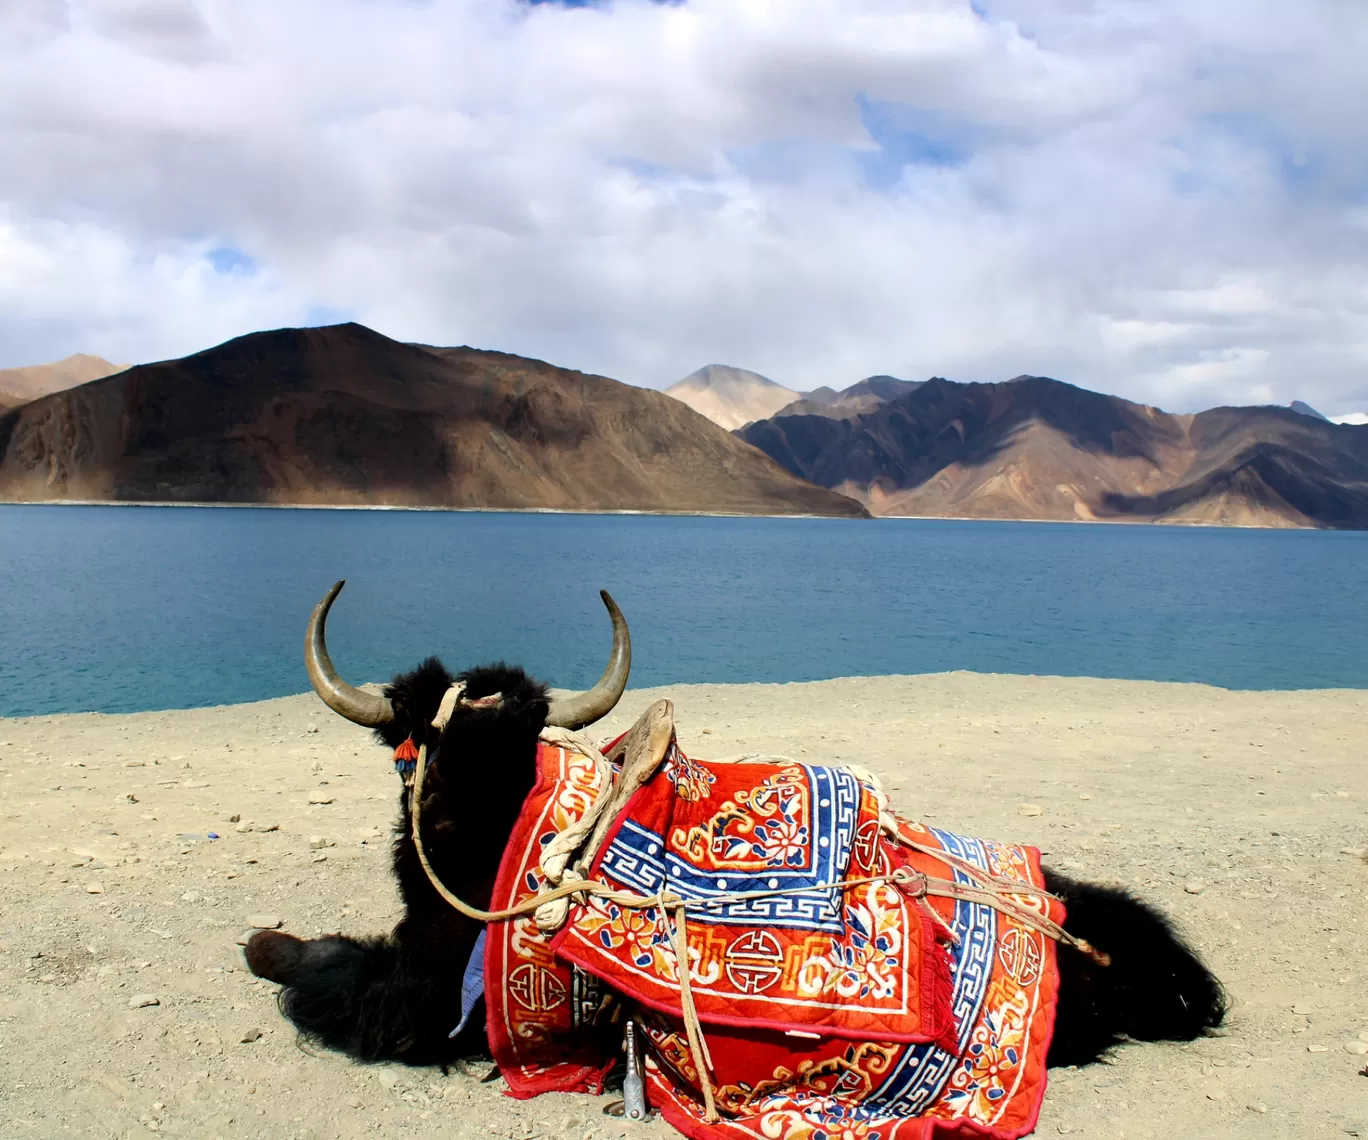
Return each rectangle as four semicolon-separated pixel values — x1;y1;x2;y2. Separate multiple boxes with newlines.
670;904;718;1122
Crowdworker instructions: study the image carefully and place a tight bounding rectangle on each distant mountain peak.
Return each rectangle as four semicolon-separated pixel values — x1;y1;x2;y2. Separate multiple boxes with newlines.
0;353;128;405
665;364;800;430
1289;400;1329;421
676;364;787;391
842;375;923;402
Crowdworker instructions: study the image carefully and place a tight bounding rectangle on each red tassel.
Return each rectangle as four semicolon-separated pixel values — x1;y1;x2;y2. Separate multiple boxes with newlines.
393;737;419;763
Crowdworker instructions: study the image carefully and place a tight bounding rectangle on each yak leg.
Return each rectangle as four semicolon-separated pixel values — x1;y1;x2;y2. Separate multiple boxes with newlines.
244;930;412;1053
1043;867;1227;1067
243;834;485;1065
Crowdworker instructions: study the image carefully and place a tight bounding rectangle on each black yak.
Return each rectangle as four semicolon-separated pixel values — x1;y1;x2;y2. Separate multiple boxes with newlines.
246;581;1225;1078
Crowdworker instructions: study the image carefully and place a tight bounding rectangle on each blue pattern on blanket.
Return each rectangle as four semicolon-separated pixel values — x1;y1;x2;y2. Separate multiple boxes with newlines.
598;763;862;933
863;827;997;1111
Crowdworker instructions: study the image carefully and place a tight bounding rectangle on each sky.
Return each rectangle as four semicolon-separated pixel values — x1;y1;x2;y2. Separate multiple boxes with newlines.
2;0;1367;415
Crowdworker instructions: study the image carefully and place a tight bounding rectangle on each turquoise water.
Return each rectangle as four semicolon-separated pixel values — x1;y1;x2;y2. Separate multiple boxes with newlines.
0;505;1365;717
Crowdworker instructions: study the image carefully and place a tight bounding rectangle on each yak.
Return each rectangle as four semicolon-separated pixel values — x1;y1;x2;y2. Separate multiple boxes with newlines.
246;581;1225;1083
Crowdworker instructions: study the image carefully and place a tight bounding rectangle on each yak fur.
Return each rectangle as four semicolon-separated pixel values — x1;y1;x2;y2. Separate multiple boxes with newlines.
246;660;1226;1069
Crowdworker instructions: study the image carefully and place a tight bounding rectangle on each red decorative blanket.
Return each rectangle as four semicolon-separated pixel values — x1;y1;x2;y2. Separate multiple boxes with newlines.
485;735;1062;1140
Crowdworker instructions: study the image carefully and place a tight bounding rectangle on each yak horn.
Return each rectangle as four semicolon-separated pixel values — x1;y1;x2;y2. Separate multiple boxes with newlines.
304;580;395;728
545;590;632;730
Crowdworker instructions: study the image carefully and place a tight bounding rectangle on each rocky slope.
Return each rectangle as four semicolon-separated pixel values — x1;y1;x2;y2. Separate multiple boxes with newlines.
0;324;866;517
737;375;1368;528
0;353;126;407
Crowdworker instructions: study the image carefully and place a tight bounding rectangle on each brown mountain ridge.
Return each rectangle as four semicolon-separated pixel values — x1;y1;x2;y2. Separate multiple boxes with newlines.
737;375;1368;528
0;323;866;517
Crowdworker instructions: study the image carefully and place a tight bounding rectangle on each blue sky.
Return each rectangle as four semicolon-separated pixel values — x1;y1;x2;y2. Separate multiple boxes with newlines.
1;0;1365;415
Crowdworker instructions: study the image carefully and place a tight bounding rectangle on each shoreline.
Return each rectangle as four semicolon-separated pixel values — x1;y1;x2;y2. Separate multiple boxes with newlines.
6;669;1368;723
1;498;1361;531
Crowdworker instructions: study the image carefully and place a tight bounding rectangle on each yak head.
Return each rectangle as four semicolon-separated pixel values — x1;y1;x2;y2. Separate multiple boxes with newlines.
300;580;631;908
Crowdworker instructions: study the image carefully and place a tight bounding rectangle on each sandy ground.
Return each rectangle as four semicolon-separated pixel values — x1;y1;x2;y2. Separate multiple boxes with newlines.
1;673;1366;1140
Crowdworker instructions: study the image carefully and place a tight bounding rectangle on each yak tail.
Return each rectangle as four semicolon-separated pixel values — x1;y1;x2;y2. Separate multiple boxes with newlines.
1042;868;1228;1067
244;930;476;1065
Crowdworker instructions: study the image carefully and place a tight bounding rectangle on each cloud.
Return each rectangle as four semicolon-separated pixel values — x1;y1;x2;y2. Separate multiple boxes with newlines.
1;0;1365;413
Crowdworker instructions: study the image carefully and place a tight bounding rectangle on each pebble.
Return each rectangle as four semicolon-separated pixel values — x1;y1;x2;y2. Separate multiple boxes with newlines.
86;882;105;894
377;1066;408;1091
1346;1041;1368;1055
1017;804;1043;817
246;915;284;929
1307;1044;1328;1053
307;724;318;734
1339;847;1366;858
308;836;335;850
227;813;241;823
1246;1102;1268;1114
1184;880;1206;895
129;994;160;1009
307;794;335;805
181;891;199;902
1359;1030;1368;1043
240;1027;262;1043
1292;1001;1313;1016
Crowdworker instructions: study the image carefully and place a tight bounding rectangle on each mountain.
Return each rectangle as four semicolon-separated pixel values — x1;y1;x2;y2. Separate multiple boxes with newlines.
736;375;1368;528
1332;412;1368;426
0;324;866;517
0;353;126;406
664;365;801;430
773;375;925;421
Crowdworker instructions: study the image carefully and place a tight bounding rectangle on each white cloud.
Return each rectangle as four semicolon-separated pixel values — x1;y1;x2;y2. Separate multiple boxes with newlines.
1;0;1366;414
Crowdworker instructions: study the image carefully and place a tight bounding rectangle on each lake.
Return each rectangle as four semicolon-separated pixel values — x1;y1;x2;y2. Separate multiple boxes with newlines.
1;505;1365;717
